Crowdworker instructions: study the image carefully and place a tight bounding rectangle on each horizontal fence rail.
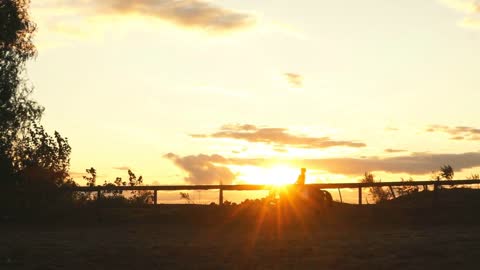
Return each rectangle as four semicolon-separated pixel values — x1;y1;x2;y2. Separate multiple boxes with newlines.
63;180;480;205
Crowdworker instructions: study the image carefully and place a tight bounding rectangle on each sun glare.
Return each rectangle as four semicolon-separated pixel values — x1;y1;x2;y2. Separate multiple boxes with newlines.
236;165;300;186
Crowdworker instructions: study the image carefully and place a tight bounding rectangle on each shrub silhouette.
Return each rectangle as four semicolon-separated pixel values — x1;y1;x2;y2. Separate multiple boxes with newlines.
440;165;454;181
77;168;153;207
180;192;194;204
394;177;419;197
431;165;455;188
360;172;392;203
467;174;479;180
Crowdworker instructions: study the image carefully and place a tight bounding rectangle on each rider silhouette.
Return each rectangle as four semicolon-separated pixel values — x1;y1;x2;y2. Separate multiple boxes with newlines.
295;168;306;185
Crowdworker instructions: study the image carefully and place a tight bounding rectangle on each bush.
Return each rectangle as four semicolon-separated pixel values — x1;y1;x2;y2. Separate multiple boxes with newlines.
71;168;153;207
394;177;419;197
360;172;392;203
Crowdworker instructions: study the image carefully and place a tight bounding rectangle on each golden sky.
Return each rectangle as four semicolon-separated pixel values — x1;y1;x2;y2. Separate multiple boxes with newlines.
27;0;480;189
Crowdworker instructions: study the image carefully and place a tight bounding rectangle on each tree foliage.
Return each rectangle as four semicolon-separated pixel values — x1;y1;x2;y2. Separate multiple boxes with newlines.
431;164;454;181
15;124;71;183
83;167;97;187
0;0;71;188
439;165;454;181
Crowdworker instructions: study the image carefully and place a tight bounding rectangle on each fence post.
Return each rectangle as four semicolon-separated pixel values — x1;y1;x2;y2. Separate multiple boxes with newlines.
97;190;101;200
153;190;158;205
358;187;362;205
219;186;224;206
338;188;343;203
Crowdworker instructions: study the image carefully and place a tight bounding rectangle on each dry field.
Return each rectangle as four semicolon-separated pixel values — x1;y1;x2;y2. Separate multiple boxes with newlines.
2;222;480;270
2;190;480;270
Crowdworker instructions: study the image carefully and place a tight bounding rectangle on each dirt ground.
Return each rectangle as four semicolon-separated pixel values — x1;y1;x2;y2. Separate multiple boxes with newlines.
1;203;480;270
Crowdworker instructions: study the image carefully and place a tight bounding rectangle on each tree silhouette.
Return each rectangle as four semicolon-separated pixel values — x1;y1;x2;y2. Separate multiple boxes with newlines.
83;167;97;187
15;124;71;184
1;0;41;181
0;0;71;189
439;165;454;181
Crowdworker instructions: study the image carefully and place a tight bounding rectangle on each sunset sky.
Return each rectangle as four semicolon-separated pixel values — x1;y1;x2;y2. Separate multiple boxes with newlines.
26;0;480;193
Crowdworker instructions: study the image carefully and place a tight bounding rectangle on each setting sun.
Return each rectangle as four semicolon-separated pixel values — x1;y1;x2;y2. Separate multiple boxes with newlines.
235;165;300;186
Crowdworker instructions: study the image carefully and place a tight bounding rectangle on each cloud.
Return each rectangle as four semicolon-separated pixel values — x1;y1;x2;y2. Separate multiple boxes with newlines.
426;125;480;141
113;166;131;171
301;152;480;175
191;124;366;150
384;149;407;153
385;127;399;131
102;0;255;32
166;150;480;178
439;0;479;13
284;73;303;88
439;0;480;29
227;152;480;176
460;16;480;28
231;146;248;154
69;171;86;178
35;0;256;34
164;153;235;184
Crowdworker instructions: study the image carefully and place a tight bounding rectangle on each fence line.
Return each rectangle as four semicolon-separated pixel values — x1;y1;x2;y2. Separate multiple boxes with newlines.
64;179;480;205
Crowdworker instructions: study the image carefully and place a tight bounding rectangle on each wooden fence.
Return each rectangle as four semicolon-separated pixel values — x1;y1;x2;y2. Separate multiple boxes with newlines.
66;179;480;205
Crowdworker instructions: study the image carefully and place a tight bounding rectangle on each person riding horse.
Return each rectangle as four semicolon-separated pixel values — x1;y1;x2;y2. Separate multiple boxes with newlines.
293;168;333;208
295;168;306;185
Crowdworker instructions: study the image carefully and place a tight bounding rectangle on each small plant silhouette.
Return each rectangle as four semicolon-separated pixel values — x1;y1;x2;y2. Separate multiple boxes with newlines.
467;174;479;180
179;192;193;204
395;177;419;197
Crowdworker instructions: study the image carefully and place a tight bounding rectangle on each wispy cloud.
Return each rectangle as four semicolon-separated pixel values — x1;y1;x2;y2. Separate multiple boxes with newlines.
164;153;236;184
113;166;131;171
191;124;366;150
284;73;303;88
439;0;480;29
34;0;256;36
439;0;479;13
426;125;480;141
460;16;480;28
97;0;255;33
69;171;86;178
385;127;399;132
384;149;408;153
